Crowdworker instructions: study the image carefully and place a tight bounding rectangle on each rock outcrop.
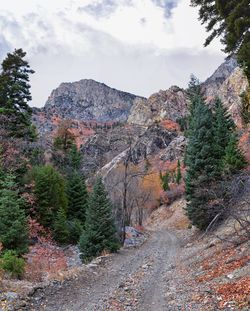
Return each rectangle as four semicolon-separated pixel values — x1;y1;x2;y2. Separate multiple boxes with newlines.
128;86;188;126
202;56;238;98
203;57;248;127
80;124;146;175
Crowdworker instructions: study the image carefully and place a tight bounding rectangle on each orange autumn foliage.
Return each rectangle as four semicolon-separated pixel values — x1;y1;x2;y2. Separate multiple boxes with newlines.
215;277;250;309
239;129;250;164
160;119;180;131
197;248;250;283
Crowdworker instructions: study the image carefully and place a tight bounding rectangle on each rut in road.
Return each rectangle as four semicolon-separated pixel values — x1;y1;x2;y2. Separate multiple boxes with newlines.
27;229;179;311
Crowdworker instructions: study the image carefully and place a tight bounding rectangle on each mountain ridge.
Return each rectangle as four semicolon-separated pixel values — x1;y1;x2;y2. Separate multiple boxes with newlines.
42;79;146;123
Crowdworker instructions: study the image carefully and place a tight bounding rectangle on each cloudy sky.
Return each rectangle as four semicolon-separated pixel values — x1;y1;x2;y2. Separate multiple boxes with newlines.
0;0;225;107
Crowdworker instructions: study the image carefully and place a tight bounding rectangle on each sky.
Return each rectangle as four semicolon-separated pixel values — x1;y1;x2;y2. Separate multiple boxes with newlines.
0;0;225;107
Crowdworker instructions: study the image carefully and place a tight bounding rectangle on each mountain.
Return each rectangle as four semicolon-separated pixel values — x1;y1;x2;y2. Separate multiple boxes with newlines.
43;79;146;123
32;58;249;181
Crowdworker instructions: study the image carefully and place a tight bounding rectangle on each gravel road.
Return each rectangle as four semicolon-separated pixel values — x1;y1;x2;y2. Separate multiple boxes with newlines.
27;229;179;311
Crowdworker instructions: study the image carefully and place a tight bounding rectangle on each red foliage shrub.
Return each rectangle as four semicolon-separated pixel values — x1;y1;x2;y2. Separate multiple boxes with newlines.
160;184;185;205
25;244;67;281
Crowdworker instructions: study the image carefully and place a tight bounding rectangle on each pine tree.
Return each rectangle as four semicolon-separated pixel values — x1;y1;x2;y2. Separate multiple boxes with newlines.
191;0;250;82
32;165;68;228
53;207;69;244
185;94;217;230
79;177;119;262
0;172;28;254
223;134;246;173
187;74;202;102
160;171;170;191
67;219;83;244
240;88;250;126
53;120;75;152
0;48;35;138
67;172;88;223
213;98;235;174
68;144;82;170
176;159;182;185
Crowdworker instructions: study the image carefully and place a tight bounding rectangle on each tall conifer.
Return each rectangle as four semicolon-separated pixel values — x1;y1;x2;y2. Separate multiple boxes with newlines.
0;172;28;254
79;177;119;262
0;49;35;138
185;93;217;229
67;172;88;223
32;165;68;227
213;98;235;174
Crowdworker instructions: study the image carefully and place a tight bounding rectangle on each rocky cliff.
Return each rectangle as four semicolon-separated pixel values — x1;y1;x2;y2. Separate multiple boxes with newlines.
203;57;248;127
43;79;146;123
128;86;188;126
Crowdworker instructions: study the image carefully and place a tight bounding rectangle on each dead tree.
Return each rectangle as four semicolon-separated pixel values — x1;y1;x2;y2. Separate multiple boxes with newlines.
201;173;250;244
106;137;151;242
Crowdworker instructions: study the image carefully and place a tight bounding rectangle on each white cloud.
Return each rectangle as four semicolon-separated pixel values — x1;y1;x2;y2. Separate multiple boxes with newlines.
0;0;225;106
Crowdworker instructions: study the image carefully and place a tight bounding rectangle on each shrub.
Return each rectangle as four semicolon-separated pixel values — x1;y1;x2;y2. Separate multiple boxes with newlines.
0;251;25;278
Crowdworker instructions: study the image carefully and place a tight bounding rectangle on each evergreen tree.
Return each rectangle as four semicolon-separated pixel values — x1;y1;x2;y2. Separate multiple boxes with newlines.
185;94;217;230
213;98;235;173
191;0;250;82
176;159;182;185
240;88;250;126
68;144;82;170
53;207;69;244
160;170;170;191
53;120;75;152
67;172;88;223
67;219;83;244
0;172;28;254
0;48;35;138
32;165;68;228
187;74;202;102
223;134;246;173
79;177;119;262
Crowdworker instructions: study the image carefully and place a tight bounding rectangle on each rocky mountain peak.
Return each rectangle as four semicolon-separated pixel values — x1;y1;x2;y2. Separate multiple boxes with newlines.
204;56;238;86
43;79;146;123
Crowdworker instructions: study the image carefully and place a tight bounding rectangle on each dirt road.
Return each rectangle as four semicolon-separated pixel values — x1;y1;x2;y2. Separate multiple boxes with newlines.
27;229;179;311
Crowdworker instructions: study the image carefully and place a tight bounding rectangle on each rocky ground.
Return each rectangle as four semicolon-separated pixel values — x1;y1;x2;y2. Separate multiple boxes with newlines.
20;229;179;311
1;199;249;311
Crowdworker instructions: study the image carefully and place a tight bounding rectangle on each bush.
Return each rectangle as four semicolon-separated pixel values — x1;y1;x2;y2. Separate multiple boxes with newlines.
0;251;25;278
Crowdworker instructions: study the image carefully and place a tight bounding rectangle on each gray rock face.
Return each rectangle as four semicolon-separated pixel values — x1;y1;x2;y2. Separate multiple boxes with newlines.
128;86;188;126
160;136;187;162
202;56;238;98
130;125;178;164
44;79;146;122
80;125;146;175
203;57;248;126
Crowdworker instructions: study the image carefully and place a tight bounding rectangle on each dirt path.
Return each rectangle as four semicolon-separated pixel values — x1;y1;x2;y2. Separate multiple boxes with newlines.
26;229;179;311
